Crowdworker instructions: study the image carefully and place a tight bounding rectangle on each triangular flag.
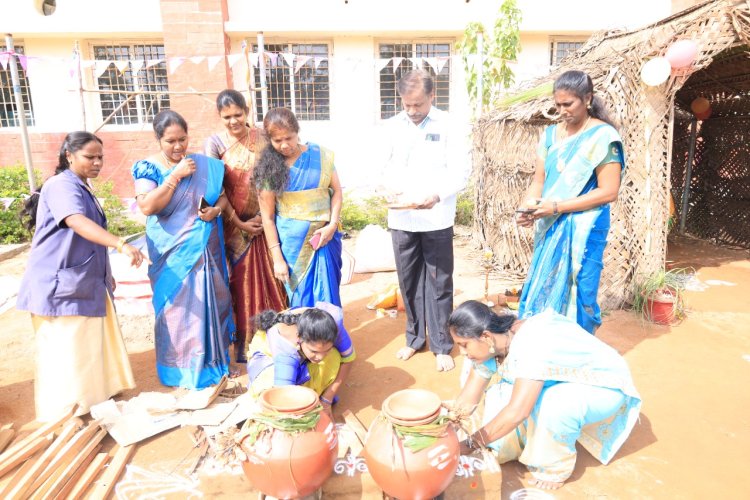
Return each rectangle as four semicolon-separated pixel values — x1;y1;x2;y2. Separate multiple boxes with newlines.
146;58;163;68
423;57;437;72
281;52;295;67
314;56;326;69
227;54;243;67
168;57;185;74
0;53;10;70
113;60;129;74
266;53;278;67
435;56;449;75
17;54;28;72
0;198;14;210
294;55;311;73
94;60;112;78
248;52;259;68
80;60;95;69
376;58;390;72
189;56;205;65
207;55;223;72
130;59;144;74
392;57;404;73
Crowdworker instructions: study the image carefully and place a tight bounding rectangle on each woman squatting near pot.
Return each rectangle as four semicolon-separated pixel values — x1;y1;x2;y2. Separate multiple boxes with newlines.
246;302;355;409
447;300;641;490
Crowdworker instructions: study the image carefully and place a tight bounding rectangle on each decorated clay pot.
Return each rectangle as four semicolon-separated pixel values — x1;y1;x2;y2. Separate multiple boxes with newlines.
240;386;338;499
363;389;459;500
645;289;678;325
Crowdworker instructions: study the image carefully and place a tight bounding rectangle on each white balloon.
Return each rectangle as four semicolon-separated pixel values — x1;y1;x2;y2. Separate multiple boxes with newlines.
640;57;672;86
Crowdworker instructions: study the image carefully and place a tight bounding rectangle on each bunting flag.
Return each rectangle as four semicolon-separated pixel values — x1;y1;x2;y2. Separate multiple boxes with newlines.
168;57;185;74
227;53;243;68
392;57;404;74
113;60;129;74
376;58;391;72
1;198;15;210
281;52;295;68
130;59;144;73
294;55;311;73
94;60;112;78
0;50;461;82
435;56;450;74
207;55;223;72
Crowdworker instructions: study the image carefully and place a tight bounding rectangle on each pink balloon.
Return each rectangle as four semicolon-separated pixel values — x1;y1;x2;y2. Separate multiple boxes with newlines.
665;40;698;69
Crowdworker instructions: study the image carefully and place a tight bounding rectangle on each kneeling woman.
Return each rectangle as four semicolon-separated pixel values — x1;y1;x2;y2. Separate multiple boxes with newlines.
247;302;355;407
448;301;641;490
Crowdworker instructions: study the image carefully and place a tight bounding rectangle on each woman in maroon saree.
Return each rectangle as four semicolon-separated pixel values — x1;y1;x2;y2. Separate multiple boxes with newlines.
206;89;288;362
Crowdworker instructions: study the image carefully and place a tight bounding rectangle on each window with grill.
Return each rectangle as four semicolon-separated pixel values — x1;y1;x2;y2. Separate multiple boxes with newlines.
378;42;451;120
549;39;586;66
253;43;330;121
1;46;35;128
93;43;169;125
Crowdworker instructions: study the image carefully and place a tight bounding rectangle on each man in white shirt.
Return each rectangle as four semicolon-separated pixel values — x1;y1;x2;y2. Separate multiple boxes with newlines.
380;69;470;372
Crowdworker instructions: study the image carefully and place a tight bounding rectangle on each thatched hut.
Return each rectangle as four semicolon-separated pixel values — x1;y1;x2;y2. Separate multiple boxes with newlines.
474;0;750;309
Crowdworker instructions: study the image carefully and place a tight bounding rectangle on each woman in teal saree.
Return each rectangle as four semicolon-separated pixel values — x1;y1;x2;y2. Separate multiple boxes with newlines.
133;110;234;389
517;70;624;334
254;108;343;308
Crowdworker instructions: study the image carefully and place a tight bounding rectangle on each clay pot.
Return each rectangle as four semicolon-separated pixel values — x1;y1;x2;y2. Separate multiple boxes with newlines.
363;389;459;500
240;386;338;499
645;289;678;325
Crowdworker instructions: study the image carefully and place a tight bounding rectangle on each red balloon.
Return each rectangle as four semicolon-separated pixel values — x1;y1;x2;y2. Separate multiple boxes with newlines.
690;97;710;114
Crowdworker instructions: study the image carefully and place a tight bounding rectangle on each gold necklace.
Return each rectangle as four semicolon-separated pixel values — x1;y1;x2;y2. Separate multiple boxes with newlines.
161;151;179;169
556;115;591;173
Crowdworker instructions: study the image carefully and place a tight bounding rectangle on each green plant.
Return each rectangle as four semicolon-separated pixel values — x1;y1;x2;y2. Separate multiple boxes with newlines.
0;164;43;243
455;186;475;227
456;0;522;114
90;179;145;237
632;267;692;322
340;194;389;231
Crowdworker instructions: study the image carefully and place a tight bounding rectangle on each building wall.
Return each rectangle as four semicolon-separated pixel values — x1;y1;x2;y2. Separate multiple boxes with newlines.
1;0;671;195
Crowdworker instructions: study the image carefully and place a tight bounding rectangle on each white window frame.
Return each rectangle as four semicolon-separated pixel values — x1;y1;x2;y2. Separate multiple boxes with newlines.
89;41;169;128
0;44;35;129
375;39;453;121
549;37;588;67
251;40;332;122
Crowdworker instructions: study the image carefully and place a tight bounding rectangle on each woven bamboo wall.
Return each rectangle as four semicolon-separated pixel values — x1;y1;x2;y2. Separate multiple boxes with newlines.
473;0;748;309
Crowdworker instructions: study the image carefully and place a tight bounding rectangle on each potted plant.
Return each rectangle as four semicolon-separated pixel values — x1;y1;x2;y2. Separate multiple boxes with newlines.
632;267;691;325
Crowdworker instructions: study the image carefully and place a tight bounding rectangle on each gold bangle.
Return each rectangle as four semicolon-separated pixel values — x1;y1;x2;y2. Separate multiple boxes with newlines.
116;237;126;253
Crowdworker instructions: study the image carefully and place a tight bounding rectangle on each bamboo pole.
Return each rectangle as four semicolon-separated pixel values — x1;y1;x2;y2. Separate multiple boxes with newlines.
84;444;136;500
61;452;109;500
0;405;76;469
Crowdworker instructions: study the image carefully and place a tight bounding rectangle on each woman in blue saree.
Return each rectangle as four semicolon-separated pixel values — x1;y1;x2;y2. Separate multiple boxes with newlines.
132;110;234;389
448;300;641;490
254;107;343;308
517;70;625;334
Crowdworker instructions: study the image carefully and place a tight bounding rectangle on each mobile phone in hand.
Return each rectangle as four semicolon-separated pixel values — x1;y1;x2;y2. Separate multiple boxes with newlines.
515;208;536;215
198;196;211;211
309;233;321;249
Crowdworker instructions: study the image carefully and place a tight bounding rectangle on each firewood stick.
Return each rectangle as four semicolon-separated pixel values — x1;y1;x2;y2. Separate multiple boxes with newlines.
0;427;17;454
53;445;103;500
28;422;102;494
0;455;39;497
4;418;82;499
0;433;54;479
84;444;136;500
0;405;77;465
30;427;107;500
60;452;109;500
